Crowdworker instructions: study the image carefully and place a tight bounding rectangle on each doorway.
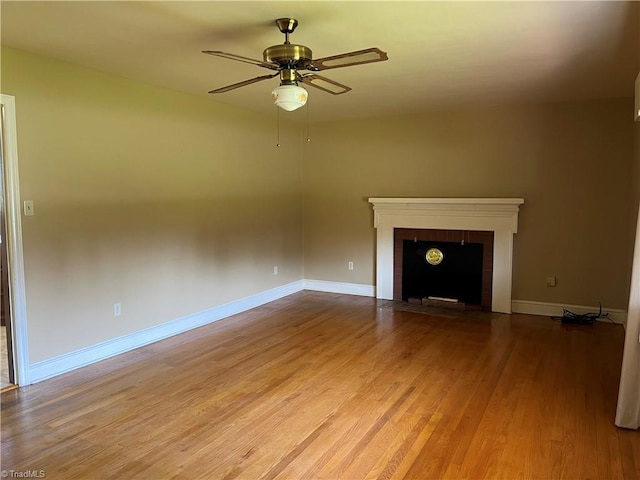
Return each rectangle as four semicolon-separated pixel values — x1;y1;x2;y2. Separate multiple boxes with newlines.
0;94;29;388
1;102;16;389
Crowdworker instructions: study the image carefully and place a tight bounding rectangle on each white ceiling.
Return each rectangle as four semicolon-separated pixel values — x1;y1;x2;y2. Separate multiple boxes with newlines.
1;1;638;121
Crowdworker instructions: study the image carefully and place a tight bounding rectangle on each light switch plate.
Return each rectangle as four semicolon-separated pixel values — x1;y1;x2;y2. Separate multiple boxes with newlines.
23;200;34;216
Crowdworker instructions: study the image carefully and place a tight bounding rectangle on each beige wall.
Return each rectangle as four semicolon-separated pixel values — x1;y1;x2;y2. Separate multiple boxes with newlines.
2;46;637;367
2;48;304;363
303;99;636;309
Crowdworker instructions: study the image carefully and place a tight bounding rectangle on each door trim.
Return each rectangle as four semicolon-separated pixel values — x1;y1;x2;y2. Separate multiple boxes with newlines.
1;94;30;386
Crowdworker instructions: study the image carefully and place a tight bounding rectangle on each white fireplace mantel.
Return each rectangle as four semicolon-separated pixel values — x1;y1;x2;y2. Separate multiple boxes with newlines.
369;197;524;313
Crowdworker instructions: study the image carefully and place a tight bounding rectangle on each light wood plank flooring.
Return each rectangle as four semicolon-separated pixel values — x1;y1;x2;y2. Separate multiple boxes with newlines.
1;291;638;479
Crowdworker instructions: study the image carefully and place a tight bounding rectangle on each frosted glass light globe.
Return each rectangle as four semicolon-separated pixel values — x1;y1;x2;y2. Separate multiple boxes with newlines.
271;85;308;111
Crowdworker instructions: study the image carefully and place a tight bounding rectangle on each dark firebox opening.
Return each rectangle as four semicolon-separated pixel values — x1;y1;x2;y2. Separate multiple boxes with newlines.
402;240;483;305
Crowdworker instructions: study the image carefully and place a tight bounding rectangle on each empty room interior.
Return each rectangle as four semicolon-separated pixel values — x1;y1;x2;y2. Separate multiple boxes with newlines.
1;1;639;479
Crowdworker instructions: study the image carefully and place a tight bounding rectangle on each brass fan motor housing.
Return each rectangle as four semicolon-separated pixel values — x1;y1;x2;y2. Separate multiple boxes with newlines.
263;44;313;69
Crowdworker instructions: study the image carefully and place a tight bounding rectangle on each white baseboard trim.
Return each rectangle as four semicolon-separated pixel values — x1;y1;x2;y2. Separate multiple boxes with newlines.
29;282;624;384
303;279;375;297
512;300;627;325
28;280;305;384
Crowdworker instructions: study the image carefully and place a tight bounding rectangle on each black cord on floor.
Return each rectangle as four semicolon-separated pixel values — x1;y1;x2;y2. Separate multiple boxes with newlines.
551;303;620;326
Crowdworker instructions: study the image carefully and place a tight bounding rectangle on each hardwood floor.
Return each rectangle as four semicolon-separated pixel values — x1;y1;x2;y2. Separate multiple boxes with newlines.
1;291;638;479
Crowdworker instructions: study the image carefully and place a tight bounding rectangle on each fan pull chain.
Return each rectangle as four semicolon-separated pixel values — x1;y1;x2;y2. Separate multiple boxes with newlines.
276;106;281;147
306;98;311;142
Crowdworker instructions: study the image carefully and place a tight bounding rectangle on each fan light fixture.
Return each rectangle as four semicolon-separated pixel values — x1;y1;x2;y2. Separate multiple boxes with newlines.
271;84;308;111
204;17;388;113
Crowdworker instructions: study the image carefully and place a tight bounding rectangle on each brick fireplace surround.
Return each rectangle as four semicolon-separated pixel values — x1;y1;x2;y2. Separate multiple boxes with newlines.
369;198;524;313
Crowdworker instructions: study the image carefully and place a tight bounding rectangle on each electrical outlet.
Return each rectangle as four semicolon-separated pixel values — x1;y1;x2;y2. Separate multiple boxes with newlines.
348;261;354;271
113;303;122;317
545;277;556;287
273;266;278;275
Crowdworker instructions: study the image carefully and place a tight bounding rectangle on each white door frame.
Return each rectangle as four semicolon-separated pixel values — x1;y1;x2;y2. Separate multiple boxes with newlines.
1;94;30;386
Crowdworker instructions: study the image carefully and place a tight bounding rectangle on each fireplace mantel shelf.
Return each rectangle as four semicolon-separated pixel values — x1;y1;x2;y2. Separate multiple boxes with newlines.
369;197;525;205
369;197;525;313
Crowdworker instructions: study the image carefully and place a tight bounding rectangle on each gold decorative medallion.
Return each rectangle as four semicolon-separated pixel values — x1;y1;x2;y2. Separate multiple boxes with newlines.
426;248;444;265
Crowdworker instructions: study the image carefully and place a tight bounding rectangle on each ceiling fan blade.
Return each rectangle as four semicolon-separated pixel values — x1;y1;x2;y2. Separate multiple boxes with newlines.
208;73;279;94
202;50;279;70
299;74;351;95
308;47;388;71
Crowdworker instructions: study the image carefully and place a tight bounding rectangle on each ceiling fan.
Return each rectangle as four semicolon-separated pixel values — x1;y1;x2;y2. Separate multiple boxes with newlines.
203;18;388;111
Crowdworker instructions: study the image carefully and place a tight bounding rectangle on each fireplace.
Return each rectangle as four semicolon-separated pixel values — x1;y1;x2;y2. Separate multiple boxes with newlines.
395;228;494;309
369;198;524;313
